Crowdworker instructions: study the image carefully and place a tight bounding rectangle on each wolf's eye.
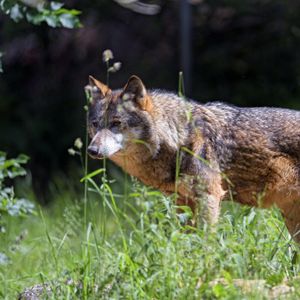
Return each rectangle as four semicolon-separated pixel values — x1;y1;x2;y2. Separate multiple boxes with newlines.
92;121;98;128
111;120;121;128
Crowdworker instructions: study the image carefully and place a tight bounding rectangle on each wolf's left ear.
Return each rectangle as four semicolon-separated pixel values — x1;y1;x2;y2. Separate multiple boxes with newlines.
122;75;153;111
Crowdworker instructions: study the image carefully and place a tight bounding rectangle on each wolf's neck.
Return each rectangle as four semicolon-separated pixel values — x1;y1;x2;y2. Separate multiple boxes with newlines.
149;90;193;154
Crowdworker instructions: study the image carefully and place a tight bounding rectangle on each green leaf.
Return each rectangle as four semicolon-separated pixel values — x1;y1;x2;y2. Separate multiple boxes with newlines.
16;154;29;164
45;15;58;27
80;169;105;182
0;0;81;28
50;1;63;11
59;13;76;28
9;4;23;22
26;12;44;25
7;198;35;216
212;283;227;298
55;8;81;16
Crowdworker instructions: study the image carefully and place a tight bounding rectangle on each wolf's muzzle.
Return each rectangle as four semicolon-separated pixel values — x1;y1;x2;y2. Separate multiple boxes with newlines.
87;145;103;159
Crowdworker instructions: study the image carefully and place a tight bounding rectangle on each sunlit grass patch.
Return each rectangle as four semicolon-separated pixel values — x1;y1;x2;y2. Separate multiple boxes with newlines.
1;176;299;299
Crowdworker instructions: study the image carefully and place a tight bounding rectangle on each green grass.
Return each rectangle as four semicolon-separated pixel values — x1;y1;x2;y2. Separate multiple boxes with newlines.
1;175;300;299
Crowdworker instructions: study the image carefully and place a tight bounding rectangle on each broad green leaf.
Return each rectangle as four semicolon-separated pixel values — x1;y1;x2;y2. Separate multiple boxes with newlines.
45;15;58;27
59;13;76;28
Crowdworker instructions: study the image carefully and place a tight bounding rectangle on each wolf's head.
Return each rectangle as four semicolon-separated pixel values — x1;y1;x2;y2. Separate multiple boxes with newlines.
86;75;155;159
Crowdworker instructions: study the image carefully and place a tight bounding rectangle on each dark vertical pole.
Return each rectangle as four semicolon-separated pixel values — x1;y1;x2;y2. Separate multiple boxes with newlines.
179;0;192;96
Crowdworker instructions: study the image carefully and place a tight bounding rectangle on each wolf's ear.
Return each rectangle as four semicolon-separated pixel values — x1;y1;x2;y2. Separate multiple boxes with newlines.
122;75;153;111
88;75;111;98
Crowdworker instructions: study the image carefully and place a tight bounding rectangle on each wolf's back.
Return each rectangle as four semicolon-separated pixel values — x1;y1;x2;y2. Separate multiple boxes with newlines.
237;106;300;158
201;103;300;164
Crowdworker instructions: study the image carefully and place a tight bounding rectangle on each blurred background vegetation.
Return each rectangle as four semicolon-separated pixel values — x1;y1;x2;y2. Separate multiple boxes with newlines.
1;0;300;203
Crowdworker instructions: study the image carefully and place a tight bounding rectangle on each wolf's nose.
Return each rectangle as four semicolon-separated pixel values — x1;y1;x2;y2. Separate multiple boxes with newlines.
87;145;99;157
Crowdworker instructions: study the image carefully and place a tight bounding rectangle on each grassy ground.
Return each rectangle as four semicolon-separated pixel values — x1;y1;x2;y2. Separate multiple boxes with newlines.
1;175;300;299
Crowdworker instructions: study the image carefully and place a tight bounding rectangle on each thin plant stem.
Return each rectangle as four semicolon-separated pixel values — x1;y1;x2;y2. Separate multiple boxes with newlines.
106;61;110;86
84;107;89;232
178;71;185;98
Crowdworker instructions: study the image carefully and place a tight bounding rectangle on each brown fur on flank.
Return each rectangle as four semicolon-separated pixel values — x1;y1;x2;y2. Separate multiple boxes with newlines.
86;75;300;242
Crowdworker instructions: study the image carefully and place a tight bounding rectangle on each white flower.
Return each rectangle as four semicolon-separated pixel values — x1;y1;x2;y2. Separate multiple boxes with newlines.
74;138;83;150
68;148;76;156
102;49;114;63
112;62;122;71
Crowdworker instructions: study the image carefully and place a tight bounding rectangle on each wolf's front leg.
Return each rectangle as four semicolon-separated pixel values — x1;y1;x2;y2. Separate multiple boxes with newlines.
196;194;221;226
278;198;300;243
266;186;300;243
178;174;225;228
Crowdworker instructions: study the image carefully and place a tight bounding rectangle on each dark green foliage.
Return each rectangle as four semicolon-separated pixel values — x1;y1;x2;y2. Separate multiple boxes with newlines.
0;0;81;73
0;0;81;28
0;151;33;217
0;151;34;265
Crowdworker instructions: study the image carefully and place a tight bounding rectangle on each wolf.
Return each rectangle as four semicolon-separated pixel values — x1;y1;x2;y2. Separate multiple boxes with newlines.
86;75;300;242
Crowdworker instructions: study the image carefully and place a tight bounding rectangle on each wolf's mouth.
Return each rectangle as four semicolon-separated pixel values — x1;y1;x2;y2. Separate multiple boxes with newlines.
88;153;104;160
87;146;104;159
87;150;122;160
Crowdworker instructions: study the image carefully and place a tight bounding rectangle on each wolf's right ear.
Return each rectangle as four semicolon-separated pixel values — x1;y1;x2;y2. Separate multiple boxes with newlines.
88;76;111;98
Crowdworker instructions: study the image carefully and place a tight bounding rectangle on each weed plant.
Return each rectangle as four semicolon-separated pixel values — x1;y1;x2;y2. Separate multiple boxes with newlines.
1;177;300;299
